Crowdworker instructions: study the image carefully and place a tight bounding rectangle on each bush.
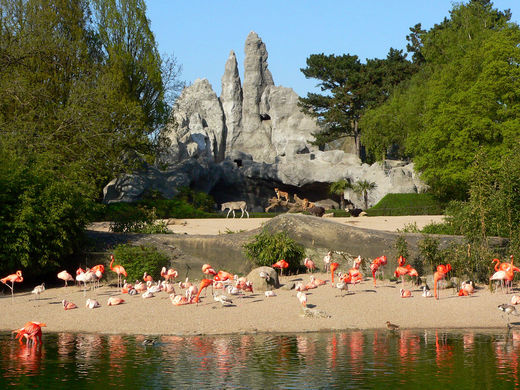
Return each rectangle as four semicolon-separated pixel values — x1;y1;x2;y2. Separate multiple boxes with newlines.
394;234;409;259
417;235;443;274
243;229;305;272
366;193;445;216
113;244;169;282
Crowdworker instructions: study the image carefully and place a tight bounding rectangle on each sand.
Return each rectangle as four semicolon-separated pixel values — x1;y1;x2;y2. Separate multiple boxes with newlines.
2;215;514;335
0;275;514;335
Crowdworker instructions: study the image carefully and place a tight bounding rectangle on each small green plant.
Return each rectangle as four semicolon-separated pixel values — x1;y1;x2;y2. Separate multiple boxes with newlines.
109;205;155;233
417;235;442;274
243;228;305;272
394;234;409;259
113;244;169;281
397;222;420;233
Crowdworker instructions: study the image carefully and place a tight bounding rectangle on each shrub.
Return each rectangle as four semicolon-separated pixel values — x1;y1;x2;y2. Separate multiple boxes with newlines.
417;235;443;274
394;234;409;259
113;244;169;282
109;205;155;233
243;229;305;272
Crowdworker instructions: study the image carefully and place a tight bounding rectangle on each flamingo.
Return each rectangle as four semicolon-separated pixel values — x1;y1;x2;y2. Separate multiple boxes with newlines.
0;270;23;300
185;285;199;302
110;255;127;288
91;264;105;288
193;279;214;303
323;251;332;272
161;267;178;282
330;262;339;285
272;259;289;276
370;255;387;286
170;294;189;306
400;288;412;298
498;304;520;327
336;280;349;296
297;291;307;307
179;277;192;289
434;263;452;300
214;270;234;282
460;280;475;296
309;275;326;287
142;290;154;299
202;264;217;276
304;258;316;273
31;283;45;300
57;270;74;287
511;295;520;305
107;296;125;306
143;272;153;283
13;321;46;345
265;290;276;297
62;299;78;310
85;298;100;309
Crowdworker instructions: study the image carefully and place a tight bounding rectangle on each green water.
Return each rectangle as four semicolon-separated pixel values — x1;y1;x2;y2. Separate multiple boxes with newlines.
0;329;518;389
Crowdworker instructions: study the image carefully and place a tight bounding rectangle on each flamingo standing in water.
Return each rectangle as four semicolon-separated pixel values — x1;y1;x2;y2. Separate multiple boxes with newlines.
110;255;127;288
434;263;452;300
1;270;23;301
13;321;46;345
57;270;74;287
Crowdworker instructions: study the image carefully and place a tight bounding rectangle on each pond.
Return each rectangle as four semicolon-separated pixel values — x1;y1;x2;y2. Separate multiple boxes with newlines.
0;329;518;388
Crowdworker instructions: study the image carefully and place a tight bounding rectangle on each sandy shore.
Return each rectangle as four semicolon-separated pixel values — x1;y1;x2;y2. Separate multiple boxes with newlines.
0;274;515;335
4;215;511;336
88;215;446;235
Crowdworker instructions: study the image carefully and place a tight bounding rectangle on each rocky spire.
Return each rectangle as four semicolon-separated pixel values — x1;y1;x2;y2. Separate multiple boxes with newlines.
220;50;243;153
238;31;275;161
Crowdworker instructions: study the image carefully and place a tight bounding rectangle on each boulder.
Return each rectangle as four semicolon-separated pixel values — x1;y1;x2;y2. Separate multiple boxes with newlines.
246;266;280;291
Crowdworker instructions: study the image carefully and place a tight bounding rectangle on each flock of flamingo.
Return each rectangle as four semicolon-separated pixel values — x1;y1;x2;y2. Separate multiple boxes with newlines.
3;252;520;345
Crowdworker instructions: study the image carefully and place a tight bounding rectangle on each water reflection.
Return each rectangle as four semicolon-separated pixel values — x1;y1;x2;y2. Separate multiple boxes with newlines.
0;329;520;388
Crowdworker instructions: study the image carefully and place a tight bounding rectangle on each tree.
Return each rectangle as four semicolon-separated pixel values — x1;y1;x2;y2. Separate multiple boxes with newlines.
354;180;376;210
361;0;517;200
329;179;351;210
299;49;417;157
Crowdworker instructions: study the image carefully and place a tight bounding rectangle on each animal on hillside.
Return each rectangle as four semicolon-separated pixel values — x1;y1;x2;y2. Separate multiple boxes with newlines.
274;188;290;202
220;201;249;218
308;206;325;217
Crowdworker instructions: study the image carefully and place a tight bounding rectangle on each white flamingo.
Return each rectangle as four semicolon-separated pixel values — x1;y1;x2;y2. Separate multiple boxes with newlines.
31;283;45;300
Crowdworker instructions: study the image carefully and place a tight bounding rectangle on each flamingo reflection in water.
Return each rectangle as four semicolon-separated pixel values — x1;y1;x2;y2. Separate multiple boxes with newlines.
435;331;454;369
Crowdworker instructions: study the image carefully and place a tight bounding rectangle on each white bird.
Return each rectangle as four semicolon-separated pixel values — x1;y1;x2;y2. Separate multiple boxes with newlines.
227;285;242;296
185;285;198;302
147;282;162;294
323;251;332;272
85;298;100;309
265;290;276;297
336;281;348;296
31;283;45;299
213;293;233;306
57;270;74;287
297;291;307;307
422;286;433;298
259;271;270;282
141;290;154;299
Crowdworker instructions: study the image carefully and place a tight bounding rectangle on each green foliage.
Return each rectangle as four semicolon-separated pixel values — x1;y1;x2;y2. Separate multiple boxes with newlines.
176;187;215;212
417;235;443;274
108;205;169;233
329;179;351;209
299;49;417;150
243;229;305;272
394;235;409;259
0;151;94;275
353;180;376;210
0;1;182;274
361;1;518;199
367;193;445;216
113;244;168;281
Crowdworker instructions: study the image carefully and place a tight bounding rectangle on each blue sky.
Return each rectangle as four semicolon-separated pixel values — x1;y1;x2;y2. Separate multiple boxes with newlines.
146;1;520;97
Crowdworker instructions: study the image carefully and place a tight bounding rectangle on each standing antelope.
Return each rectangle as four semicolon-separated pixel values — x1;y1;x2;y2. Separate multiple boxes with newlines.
221;201;249;218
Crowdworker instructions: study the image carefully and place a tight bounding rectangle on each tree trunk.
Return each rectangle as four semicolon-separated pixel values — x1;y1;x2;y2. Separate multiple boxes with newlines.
353;120;361;158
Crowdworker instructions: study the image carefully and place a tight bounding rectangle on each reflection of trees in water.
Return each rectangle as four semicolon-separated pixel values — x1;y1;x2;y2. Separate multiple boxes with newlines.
1;331;520;387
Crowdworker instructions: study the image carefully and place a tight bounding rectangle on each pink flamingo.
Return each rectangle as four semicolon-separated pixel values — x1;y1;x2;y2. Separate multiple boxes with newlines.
434;264;452;299
1;270;23;300
201;264;217;276
13;321;46;345
110;255;127;288
57;270;74;287
304;258;316;273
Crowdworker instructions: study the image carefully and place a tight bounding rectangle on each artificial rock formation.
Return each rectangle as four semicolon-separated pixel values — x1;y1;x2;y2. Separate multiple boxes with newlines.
103;31;427;209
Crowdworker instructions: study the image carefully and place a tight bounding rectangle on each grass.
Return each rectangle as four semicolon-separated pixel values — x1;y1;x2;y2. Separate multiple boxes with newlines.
366;193;445;216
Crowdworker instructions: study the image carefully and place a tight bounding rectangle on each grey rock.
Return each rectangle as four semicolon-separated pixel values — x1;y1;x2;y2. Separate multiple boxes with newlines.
221;50;243;153
246;266;279;291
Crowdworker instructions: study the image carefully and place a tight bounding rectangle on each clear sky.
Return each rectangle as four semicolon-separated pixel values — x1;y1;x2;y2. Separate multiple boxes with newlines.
146;1;520;97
